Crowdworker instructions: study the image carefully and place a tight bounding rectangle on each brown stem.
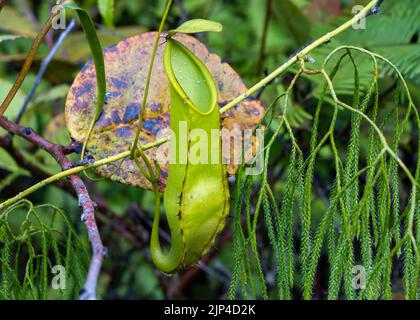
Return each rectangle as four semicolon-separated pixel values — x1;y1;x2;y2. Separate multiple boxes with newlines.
0;115;105;300
0;136;146;249
256;0;272;76
0;0;66;115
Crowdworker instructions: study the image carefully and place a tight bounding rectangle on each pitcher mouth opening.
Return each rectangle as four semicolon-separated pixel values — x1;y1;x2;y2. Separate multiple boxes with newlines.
163;38;218;116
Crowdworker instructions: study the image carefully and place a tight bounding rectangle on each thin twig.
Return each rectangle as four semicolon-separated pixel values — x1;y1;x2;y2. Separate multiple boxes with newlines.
0;1;388;292
0;129;166;210
130;0;173;159
0;134;145;247
15;19;76;124
0;116;105;300
0;0;66;116
0;1;387;212
219;0;384;114
256;0;272;76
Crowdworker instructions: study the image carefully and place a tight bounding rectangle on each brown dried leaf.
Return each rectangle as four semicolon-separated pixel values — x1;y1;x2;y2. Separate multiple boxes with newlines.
65;32;264;191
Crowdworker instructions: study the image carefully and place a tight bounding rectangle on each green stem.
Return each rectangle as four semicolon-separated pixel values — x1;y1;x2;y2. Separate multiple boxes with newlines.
130;0;173;159
0;1;64;115
0;0;387;211
0;139;166;211
219;0;381;114
320;69;418;187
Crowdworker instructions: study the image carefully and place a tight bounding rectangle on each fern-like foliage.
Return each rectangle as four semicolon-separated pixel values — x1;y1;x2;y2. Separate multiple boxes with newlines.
307;0;419;97
0;200;89;300
229;45;419;300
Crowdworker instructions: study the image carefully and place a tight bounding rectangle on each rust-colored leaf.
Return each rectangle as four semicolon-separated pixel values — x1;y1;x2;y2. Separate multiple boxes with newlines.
65;32;264;191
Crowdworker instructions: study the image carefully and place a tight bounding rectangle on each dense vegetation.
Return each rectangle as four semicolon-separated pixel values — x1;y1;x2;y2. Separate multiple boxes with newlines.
0;0;418;300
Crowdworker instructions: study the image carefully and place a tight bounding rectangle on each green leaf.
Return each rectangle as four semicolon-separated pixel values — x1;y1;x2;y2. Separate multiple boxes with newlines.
168;19;223;37
98;0;115;28
64;1;106;157
64;2;105;123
